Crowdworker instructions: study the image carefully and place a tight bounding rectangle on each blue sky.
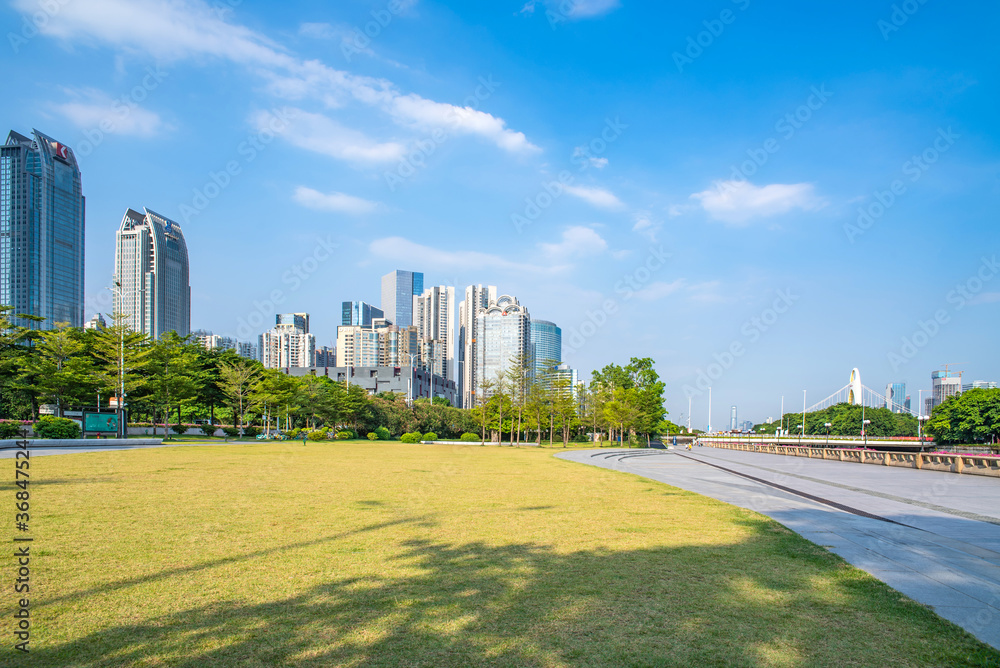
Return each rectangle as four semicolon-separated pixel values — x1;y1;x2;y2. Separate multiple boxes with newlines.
2;0;998;426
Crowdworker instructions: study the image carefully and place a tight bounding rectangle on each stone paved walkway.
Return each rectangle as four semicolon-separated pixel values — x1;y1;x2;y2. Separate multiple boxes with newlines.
557;446;1000;650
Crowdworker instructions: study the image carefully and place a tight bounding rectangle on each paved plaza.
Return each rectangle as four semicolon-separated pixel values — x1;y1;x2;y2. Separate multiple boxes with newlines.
558;446;1000;650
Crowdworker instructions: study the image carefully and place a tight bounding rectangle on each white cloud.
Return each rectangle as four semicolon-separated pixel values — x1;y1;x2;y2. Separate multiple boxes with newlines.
370;237;561;274
298;22;337;39
539;226;608;258
632;214;661;242
635;280;685;301
690;180;825;225
563;184;624;209
17;0;537;155
251;108;405;163
564;0;622;18
519;1;537;14
572;146;608;169
53;88;165;137
293;186;378;214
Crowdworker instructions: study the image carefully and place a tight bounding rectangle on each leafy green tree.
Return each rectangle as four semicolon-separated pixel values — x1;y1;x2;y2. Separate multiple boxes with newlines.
89;313;152;431
218;356;262;434
146;332;201;435
24;323;95;416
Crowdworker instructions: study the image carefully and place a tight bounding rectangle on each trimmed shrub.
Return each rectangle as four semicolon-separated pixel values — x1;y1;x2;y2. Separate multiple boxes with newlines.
400;432;419;444
287;428;301;440
34;416;81;440
242;426;260;438
422;432;438;442
307;430;328;441
198;424;217;437
367;432;378;441
335;430;353;440
375;426;391;441
221;426;241;438
459;432;480;442
0;421;24;439
170;424;189;435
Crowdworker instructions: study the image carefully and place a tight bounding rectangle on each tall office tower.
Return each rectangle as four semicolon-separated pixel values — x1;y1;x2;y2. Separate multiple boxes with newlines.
730;406;738;431
931;370;962;409
529;319;561;380
884;382;906;412
342;300;385;327
380;270;423;327
276;312;309;333
476;294;531;400
414;285;455;382
963;380;999;391
260;313;315;369
114;207;190;338
1;130;85;328
458;284;497;408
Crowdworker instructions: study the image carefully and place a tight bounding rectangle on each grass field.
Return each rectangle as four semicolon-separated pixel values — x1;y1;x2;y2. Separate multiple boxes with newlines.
4;441;998;667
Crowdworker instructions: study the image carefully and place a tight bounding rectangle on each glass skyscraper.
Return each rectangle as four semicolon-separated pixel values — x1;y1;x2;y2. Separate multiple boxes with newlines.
342;300;384;327
381;269;424;327
114;207;190;338
529;319;561;379
0;129;85;328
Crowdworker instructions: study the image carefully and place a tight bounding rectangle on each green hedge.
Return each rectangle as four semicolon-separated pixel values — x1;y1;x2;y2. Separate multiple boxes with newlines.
459;432;480;442
375;426;391;441
307;430;328;441
34;416;81;440
0;421;24;439
198;424;217;437
335;430;353;440
422;432;438;441
400;432;422;443
170;424;189;435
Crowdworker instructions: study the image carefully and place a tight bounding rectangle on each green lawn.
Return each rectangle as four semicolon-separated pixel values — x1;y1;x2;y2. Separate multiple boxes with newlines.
4;441;997;667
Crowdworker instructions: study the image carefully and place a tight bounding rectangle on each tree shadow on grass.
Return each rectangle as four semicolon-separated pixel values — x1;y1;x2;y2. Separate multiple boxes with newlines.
31;514;1000;668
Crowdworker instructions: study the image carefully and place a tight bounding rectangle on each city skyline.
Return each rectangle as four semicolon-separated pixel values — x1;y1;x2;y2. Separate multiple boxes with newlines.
1;0;997;424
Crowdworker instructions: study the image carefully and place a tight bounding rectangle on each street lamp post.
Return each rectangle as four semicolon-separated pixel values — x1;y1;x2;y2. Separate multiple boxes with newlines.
824;422;832;447
106;282;127;440
797;425;803;446
863;419;871;448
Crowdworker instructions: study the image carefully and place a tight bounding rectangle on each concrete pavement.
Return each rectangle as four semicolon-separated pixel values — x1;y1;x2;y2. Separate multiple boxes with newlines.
557;446;1000;650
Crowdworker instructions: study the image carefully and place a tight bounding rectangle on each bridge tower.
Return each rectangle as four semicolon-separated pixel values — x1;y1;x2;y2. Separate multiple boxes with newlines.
848;368;863;405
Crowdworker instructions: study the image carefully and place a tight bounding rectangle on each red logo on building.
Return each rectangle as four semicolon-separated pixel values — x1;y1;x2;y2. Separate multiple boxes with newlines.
52;143;70;160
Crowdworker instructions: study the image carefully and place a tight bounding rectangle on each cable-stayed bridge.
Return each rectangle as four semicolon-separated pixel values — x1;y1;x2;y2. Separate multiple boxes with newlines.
805;368;912;414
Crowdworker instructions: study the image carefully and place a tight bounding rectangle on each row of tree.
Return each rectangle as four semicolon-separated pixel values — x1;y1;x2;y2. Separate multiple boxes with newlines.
471;356;673;446
925;388;1000;445
752;403;919;438
1;309;673;443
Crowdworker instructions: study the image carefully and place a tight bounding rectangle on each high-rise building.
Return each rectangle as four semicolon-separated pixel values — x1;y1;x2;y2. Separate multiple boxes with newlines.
414;285;455;383
730;406;738;431
114;207;190;338
931;370;962;409
1;130;85;328
380;270;423;327
316;345;336;367
963;380;998;391
549;363;578;399
885;382;906;412
342;300;384;327
260;313;315;369
476;294;531;400
530;319;561;379
194;330;257;360
458;284;497;408
84;313;106;330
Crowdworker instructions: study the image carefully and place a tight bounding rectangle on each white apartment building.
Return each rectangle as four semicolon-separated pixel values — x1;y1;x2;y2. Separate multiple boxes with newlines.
414;285;455;384
458;284;497;409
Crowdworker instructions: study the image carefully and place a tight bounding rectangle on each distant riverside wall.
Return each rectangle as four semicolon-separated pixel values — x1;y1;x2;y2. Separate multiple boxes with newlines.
705;441;1000;478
